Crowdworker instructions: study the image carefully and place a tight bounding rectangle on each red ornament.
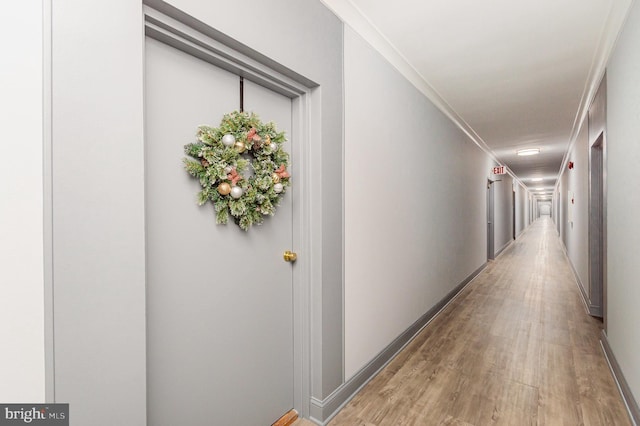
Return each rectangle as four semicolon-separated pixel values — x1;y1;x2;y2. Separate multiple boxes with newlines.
568;161;574;169
274;164;290;179
227;168;242;186
246;127;261;142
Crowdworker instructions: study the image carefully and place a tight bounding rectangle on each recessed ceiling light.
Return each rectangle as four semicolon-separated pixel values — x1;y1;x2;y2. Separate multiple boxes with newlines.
517;148;540;156
531;178;543;182
536;187;544;190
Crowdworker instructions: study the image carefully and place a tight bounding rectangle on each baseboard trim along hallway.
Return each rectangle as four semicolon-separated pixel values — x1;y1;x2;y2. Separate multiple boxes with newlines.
309;262;488;425
494;239;513;258
327;218;632;425
601;331;640;425
559;241;601;317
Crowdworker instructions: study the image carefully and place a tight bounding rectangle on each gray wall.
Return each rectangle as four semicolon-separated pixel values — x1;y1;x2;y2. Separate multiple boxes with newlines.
554;188;560;235
49;0;529;423
606;0;640;407
51;1;147;424
589;73;607;146
343;27;495;377
539;202;552;215
559;171;568;243
51;0;344;424
560;115;590;294
494;175;515;255
0;0;46;402
515;182;528;237
556;74;606;314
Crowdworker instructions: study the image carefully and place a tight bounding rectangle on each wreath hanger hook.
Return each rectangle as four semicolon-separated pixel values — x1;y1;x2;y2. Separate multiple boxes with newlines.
239;76;244;113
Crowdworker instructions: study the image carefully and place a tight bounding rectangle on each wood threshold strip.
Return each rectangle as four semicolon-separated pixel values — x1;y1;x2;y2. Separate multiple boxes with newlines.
272;409;298;426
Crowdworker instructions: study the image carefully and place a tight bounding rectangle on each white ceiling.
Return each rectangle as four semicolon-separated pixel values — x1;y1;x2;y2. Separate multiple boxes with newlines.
321;0;632;197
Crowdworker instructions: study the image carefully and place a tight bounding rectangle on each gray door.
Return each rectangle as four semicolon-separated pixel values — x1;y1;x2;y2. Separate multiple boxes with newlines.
145;37;294;425
512;190;516;240
589;132;605;318
487;180;495;260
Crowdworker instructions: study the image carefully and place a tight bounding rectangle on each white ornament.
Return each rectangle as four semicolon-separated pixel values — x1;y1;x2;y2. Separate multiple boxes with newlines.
223;166;233;174
222;134;236;147
273;183;283;194
269;142;277;151
230;186;243;199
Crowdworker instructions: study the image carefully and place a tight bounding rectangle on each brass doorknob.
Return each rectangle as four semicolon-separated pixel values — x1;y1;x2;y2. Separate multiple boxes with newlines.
283;251;297;262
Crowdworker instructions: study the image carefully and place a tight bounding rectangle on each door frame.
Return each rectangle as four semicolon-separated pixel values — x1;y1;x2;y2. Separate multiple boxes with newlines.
588;131;606;320
512;189;516;240
487;179;495;260
143;6;318;417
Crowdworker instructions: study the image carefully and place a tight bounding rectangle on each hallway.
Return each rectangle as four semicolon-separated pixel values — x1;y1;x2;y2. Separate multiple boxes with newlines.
329;218;631;425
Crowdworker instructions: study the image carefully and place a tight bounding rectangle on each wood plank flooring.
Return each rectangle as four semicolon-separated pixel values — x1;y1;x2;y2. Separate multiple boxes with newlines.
328;217;631;426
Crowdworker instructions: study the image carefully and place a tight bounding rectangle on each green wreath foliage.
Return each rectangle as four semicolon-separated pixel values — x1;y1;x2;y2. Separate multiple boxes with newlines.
183;111;291;231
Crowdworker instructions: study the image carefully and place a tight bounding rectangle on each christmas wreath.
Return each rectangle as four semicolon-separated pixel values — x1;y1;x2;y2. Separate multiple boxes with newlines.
183;111;291;231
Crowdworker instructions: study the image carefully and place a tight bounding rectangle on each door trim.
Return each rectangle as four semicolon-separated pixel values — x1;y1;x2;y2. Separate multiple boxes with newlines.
487;179;495;260
143;6;318;418
588;131;606;319
512;189;516;240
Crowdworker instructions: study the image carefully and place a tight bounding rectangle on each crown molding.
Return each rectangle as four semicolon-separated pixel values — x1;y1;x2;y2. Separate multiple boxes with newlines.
320;0;525;187
556;0;634;192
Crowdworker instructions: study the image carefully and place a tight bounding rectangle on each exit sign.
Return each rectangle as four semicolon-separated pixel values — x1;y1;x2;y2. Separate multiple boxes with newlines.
492;166;505;175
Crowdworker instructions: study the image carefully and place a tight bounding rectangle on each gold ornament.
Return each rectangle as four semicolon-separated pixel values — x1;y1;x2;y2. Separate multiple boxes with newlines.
217;182;231;195
184;111;291;231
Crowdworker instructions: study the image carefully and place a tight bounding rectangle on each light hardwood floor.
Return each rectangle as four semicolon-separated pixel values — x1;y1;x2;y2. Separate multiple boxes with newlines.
327;217;631;425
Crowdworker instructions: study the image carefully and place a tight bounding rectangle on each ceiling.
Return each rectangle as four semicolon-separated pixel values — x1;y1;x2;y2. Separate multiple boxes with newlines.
320;0;632;200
